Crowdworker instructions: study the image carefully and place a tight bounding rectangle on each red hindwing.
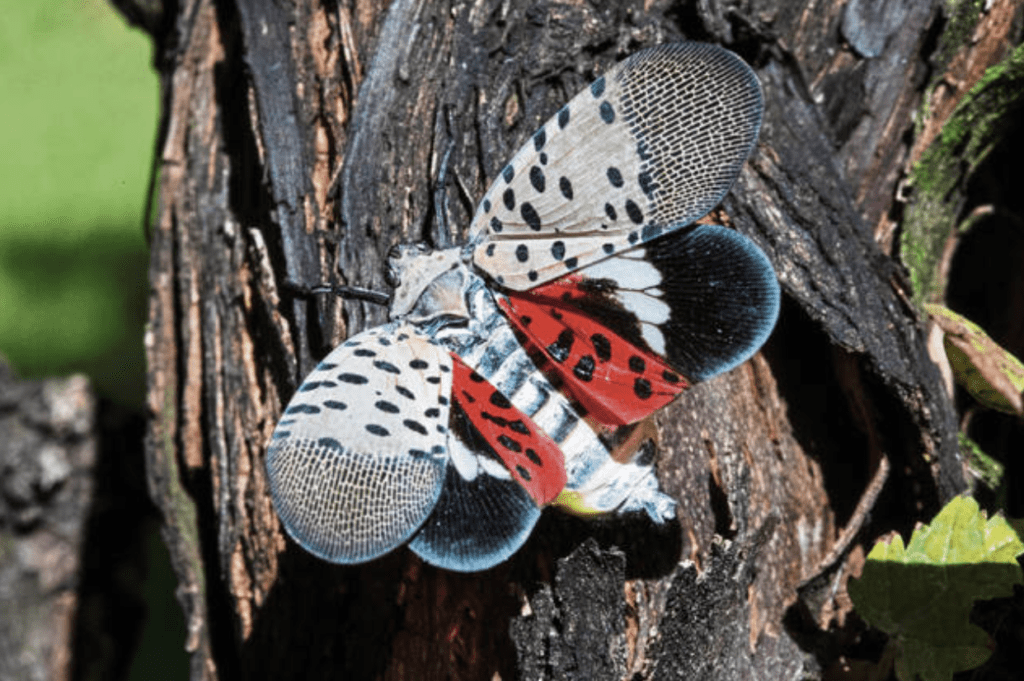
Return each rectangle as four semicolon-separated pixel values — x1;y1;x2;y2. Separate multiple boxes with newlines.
450;354;567;505
499;275;689;427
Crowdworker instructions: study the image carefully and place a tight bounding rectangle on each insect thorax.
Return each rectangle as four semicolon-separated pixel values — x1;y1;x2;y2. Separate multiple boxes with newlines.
387;244;469;318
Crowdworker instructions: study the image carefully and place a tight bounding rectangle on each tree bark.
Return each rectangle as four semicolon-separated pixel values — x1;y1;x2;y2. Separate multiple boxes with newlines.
0;366;95;681
0;363;155;681
140;0;1020;678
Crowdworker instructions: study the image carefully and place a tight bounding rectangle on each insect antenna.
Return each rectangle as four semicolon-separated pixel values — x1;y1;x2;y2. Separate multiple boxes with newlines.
285;281;391;307
432;104;465;250
433;138;456;249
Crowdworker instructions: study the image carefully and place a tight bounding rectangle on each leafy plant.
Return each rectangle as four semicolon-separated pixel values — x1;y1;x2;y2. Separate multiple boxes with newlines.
849;496;1024;681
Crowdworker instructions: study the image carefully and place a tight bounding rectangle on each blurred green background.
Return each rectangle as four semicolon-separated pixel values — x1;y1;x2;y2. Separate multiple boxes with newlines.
2;1;187;678
1;0;152;405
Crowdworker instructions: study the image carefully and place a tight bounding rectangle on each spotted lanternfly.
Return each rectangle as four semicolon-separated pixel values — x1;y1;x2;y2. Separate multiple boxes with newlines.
266;42;780;572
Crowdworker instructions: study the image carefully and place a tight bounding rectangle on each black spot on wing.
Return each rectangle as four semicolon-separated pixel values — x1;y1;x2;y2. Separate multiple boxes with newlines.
404;419;428;435
634;378;652;399
409;359;428;369
557;106;569;128
515;465;532;481
338;373;368;385
547;329;574;363
375;400;400;414
353;348;376;357
602;243;615;254
525;448;542;466
481;410;508;428
286;404;320;415
559;176;573;200
573;355;595;381
489;391;512;409
629;355;646;373
521;203;542;231
515;245;529;263
564;257;578;270
607;167;623;188
486;244;495;257
533;128;546;151
365;424;390;436
625;200;644;224
599;101;615;123
509;420;530;435
590;76;605;97
299;380;336;392
498;435;521;452
323;400;347;411
502;165;514;183
528;270;538;282
374;360;400;374
483;198;491;213
551;241;565;261
490;216;503;233
605;203;617;221
503;188;515;210
529;166;545;193
591;334;611;362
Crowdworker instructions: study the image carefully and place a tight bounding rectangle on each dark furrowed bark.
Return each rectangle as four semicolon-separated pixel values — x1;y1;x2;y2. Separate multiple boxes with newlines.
135;0;1023;678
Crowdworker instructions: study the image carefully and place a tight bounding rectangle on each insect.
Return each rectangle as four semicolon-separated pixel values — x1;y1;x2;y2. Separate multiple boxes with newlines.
266;42;780;572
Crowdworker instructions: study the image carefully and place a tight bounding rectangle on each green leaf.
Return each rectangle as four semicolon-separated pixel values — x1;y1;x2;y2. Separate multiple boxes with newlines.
849;496;1024;681
926;304;1024;416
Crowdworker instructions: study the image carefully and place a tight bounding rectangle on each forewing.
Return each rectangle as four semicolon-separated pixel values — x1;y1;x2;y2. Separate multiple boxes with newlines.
265;323;453;564
470;42;763;290
499;224;780;426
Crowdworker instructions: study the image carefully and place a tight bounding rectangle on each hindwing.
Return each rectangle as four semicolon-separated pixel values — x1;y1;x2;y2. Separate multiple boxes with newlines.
499;224;780;426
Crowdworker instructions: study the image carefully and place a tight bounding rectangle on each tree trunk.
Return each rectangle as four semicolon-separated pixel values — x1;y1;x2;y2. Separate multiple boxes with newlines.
140;0;1020;678
0;367;95;681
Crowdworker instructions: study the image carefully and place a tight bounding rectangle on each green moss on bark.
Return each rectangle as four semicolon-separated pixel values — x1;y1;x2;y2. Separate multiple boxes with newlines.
902;43;1024;304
